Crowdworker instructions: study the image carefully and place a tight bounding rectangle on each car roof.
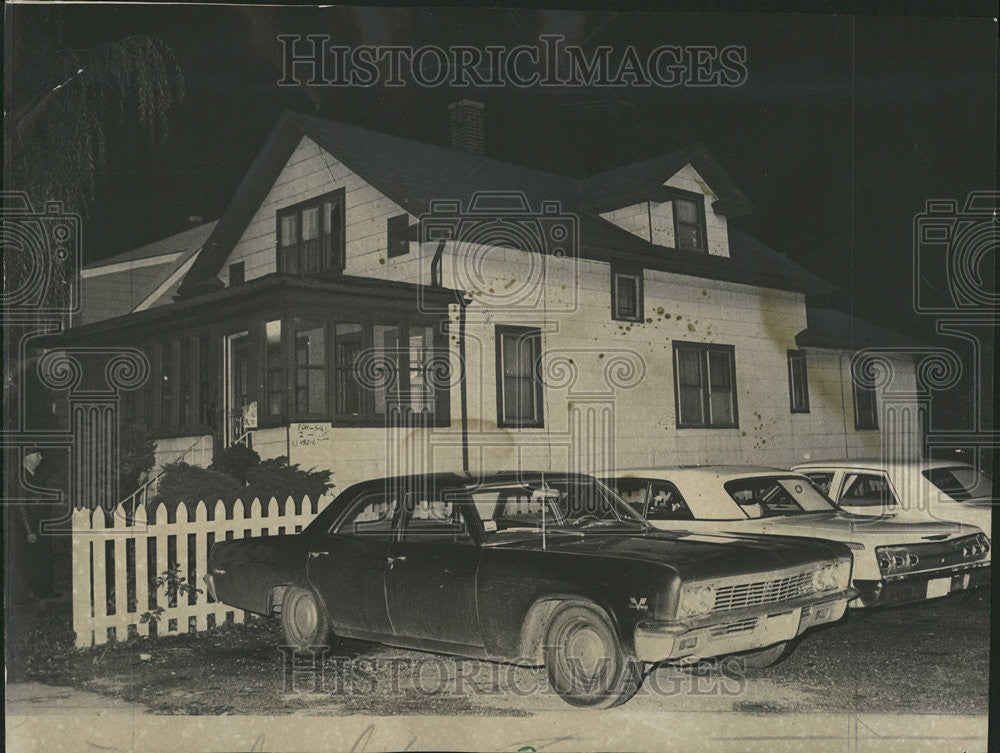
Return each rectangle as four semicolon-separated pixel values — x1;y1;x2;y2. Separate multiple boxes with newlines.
790;458;973;471
610;465;798;482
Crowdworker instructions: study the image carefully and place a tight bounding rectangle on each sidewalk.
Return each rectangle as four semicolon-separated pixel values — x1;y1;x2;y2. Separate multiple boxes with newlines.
6;681;149;716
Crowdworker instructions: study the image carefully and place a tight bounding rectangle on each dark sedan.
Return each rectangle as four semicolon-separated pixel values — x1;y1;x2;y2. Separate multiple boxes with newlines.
207;472;857;707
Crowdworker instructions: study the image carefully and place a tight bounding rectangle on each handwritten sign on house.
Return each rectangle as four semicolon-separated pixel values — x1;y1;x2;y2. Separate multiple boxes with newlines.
291;423;332;449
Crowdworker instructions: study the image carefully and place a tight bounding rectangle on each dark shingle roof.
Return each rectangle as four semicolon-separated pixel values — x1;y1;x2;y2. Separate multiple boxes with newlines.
795;308;926;350
180;111;831;297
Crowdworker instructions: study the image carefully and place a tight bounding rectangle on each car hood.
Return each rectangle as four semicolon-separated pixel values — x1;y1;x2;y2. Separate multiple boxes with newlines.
491;529;847;581
749;511;979;544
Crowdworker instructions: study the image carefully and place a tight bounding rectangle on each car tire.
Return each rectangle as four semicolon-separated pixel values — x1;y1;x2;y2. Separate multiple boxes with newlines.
543;602;642;708
280;586;333;652
740;640;795;669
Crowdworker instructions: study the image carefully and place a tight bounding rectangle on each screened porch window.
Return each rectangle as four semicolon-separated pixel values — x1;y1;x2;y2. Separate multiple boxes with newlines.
294;319;327;416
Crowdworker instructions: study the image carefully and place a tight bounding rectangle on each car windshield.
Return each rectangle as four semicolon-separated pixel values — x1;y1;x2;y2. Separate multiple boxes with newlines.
922;466;993;501
724;476;837;519
468;477;649;534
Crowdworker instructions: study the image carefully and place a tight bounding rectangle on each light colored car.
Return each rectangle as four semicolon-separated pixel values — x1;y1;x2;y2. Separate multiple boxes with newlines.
790;459;993;539
605;466;990;609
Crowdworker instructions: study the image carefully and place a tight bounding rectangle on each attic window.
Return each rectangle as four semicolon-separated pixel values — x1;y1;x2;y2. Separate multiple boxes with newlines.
228;262;245;286
673;194;706;252
277;189;345;275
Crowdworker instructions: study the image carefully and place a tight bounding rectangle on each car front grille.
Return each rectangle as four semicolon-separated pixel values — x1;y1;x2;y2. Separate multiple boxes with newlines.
713;570;814;612
709;617;759;637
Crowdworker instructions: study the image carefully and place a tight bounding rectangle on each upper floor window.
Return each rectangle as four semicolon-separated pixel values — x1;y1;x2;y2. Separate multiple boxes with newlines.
673;194;706;252
853;377;878;430
787;350;810;413
611;267;643;322
387;214;410;258
228;262;245;286
673;341;738;428
277;189;345;275
496;325;544;429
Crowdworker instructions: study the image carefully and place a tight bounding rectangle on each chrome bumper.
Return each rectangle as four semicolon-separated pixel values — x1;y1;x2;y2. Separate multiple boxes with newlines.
634;587;856;663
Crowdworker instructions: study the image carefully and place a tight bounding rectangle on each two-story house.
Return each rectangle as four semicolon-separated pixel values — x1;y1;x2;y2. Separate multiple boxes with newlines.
48;104;922;498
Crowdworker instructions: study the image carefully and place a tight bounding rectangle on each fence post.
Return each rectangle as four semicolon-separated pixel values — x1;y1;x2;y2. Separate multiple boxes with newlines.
71;508;93;648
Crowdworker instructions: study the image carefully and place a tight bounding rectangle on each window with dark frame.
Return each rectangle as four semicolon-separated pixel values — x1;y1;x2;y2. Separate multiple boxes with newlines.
611;268;643;322
387;214;410;258
787;350;810;413
228;262;245;286
159;341;173;429
496;325;544;428
334;322;364;419
179;339;193;426
197;336;211;427
264;320;284;418
293;318;327;416
333;321;444;423
853;377;878;430
277;190;345;275
672;341;738;428
673;195;706;252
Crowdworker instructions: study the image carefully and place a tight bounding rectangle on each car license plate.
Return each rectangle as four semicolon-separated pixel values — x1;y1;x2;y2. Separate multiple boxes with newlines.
764;608;801;641
926;577;951;599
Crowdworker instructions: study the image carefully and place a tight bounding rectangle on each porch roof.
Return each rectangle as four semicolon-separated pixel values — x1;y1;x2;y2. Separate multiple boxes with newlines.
42;273;460;347
795;308;927;351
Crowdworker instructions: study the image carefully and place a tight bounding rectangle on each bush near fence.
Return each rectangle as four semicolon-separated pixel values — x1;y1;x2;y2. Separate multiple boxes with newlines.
71;495;327;648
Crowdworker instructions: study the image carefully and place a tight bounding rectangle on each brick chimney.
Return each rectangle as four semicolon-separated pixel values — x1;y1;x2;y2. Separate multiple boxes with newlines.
448;99;485;155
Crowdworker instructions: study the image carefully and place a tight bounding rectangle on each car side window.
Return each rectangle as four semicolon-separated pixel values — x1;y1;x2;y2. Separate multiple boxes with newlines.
399;491;471;541
841;474;899;510
645;481;694;521
611;478;649;511
334;491;399;536
805;472;835;496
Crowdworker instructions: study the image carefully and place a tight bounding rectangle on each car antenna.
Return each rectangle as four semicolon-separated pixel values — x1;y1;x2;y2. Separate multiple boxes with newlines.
541;472;547;551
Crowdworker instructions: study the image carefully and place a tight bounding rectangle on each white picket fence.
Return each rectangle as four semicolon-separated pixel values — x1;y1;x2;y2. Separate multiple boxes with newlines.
70;495;327;648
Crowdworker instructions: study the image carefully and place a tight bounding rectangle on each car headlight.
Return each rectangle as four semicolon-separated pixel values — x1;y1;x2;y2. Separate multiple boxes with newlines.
810;561;849;592
678;584;716;617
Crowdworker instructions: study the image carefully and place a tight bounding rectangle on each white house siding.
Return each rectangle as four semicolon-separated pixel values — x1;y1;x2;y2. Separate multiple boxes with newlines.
198;139;921;492
791;349;921;463
220;136;417;284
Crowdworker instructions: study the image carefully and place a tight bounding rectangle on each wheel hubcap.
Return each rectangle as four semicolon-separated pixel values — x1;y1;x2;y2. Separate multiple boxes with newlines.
291;593;317;642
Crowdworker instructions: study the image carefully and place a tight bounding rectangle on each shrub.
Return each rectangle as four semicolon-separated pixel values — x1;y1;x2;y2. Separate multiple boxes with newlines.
151;462;242;508
245;456;333;503
120;423;156;493
209;444;261;483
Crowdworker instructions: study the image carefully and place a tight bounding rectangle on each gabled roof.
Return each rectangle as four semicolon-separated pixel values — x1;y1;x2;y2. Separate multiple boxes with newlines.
795;308;926;350
574;142;754;216
78;221;216;325
179;111;828;297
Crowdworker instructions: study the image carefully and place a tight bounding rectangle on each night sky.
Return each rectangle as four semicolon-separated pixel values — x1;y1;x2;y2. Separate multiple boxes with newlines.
8;5;997;353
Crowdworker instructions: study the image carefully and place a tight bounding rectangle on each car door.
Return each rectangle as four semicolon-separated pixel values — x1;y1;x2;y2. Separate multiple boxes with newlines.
306;487;397;638
383;489;483;648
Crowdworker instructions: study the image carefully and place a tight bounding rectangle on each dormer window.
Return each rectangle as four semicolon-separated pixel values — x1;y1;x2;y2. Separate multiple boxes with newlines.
277;189;345;274
673;194;706;252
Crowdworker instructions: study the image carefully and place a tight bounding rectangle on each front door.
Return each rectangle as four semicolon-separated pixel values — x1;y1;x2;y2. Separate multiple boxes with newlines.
384;490;482;647
307;487;396;638
223;331;252;446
